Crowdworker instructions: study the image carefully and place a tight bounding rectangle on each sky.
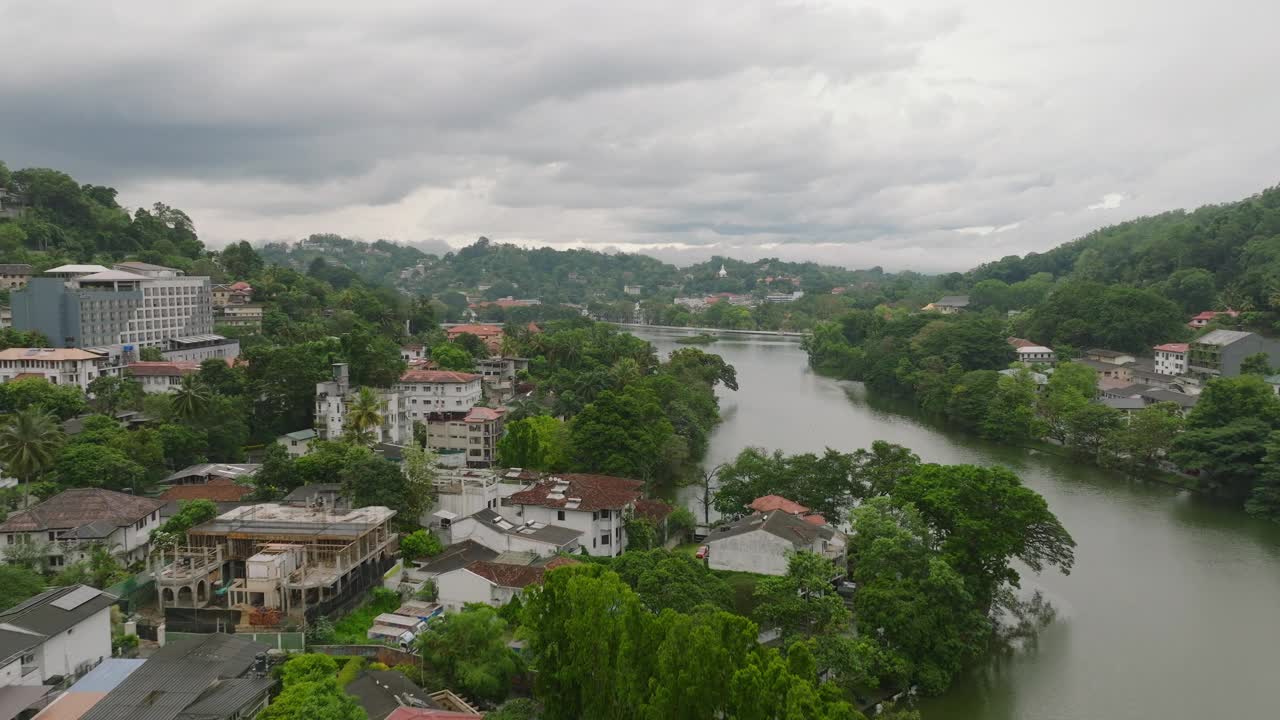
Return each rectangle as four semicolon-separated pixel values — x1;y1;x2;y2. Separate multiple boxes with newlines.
2;0;1279;272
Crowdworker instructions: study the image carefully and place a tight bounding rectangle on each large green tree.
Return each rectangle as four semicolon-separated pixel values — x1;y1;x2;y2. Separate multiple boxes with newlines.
568;387;674;480
418;605;521;703
0;406;64;506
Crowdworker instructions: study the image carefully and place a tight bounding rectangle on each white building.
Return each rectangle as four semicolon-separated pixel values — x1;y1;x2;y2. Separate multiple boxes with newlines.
765;291;805;304
0;347;109;390
315;363;410;444
1016;345;1057;364
1154;343;1190;376
396;369;483;420
278;429;317;458
217;303;263;327
0;585;115;688
125;360;201;393
444;508;580;556
503;474;670;557
704;511;847;577
0;489;164;568
435;555;577;611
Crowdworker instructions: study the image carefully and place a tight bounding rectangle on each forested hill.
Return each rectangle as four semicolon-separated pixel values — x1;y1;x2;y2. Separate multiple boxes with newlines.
968;185;1280;312
261;234;879;303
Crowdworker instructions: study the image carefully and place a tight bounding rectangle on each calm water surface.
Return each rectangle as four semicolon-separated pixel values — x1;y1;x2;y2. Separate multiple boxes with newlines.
639;328;1280;720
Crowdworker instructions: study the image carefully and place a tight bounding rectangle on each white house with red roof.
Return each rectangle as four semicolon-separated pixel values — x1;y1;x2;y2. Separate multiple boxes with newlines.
503;474;669;557
1154;343;1190;376
436;555;578;610
396;369;482;420
705;505;847;576
1188;309;1239;329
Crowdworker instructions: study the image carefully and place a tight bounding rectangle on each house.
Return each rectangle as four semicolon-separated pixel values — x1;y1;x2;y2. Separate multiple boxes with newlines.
445;324;505;353
0;489;164;567
765;291;804;304
413;540;499;579
1016;345;1056;364
623;284;642;296
1139;388;1199;413
1153;343;1190;376
79;634;272;720
346;669;456;720
1100;396;1146;416
704;511;847;577
1100;383;1154;401
505;474;663;557
473;356;529;400
396;369;483;420
0;264;33;290
1006;337;1037;349
1188;309;1239;329
281;482;346;509
0;585;115;687
159;463;261;503
749;495;811;516
1079;359;1135;385
0;348;110;390
445;508;581;556
125;359;202;393
277;428;317;458
0;305;11;330
155;503;396;621
435;554;577;611
424;406;506;467
1084;349;1136;365
924;295;969;314
1187;329;1280;377
401;344;426;363
210;281;253;308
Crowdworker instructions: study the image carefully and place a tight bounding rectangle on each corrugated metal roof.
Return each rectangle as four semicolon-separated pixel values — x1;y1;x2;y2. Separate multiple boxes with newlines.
68;659;148;692
175;678;273;720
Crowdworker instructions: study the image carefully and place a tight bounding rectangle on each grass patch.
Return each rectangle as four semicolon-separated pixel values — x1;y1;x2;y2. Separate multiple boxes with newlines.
673;543;701;557
331;588;401;644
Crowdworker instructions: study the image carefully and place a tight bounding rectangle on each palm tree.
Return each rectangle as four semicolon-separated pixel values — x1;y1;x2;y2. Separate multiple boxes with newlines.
172;375;212;421
0;407;65;508
345;387;385;446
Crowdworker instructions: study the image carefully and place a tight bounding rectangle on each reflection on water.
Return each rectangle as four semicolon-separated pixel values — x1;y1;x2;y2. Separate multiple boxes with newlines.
635;327;1280;720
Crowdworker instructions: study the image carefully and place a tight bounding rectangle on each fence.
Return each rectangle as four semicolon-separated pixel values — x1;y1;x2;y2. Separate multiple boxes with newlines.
309;644;420;667
105;573;156;615
167;630;306;651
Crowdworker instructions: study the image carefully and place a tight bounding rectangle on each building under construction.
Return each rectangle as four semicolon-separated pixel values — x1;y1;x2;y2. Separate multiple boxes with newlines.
153;501;397;627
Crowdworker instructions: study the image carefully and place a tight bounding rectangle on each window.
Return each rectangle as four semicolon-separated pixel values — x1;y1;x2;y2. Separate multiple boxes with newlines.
599;509;610;520
557;510;565;521
600;533;611;546
48;531;55;541
5;534;12;545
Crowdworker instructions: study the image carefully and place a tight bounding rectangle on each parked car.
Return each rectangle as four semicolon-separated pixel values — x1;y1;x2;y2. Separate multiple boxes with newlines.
695;545;709;559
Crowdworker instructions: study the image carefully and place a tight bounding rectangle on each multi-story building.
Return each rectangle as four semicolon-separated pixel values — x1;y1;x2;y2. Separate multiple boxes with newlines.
217;303;264;328
1154;343;1190;376
474;356;528;401
1016;345;1057;364
278;428;317;458
0;263;32;290
0;488;164;567
126;359;201;393
153;502;396;623
1187;329;1280;377
11;263;212;348
396;369;483;421
445;324;505;353
425;406;506;467
503;474;670;557
0;347;110;389
315;363;410;444
0;305;11;329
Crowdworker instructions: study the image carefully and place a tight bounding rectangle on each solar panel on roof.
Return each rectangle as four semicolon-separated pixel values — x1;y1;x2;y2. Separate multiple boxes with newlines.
51;585;100;610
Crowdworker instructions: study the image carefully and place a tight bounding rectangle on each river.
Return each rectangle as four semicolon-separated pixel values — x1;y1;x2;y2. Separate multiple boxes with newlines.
636;328;1280;720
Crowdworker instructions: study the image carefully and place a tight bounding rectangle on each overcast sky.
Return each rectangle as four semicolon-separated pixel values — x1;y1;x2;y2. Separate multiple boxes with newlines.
2;0;1278;271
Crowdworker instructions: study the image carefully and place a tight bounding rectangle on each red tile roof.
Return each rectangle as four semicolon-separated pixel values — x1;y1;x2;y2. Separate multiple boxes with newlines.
1006;337;1038;349
11;372;46;382
160;477;254;502
749;495;810;515
446;324;504;338
126;361;201;377
400;369;480;383
801;513;827;526
465;561;542;589
1154;343;1189;353
0;488;164;532
229;281;252;290
464;406;505;422
508;474;645;512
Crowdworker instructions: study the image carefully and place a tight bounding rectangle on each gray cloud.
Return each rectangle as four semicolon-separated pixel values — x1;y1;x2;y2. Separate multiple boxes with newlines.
1;0;1278;271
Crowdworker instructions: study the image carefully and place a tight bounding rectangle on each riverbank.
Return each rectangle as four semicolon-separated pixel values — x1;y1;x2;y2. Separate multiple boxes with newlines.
634;328;1280;720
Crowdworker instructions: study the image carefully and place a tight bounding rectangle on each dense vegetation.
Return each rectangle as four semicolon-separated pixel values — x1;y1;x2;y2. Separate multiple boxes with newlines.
496;320;737;484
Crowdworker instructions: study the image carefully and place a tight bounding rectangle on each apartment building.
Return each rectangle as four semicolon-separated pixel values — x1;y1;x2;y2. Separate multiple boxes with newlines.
396;369;483;421
425;406;506;467
0;347;109;389
315;363;410;444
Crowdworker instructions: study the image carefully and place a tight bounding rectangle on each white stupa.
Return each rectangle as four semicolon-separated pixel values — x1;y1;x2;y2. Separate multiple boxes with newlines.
717;263;728;278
